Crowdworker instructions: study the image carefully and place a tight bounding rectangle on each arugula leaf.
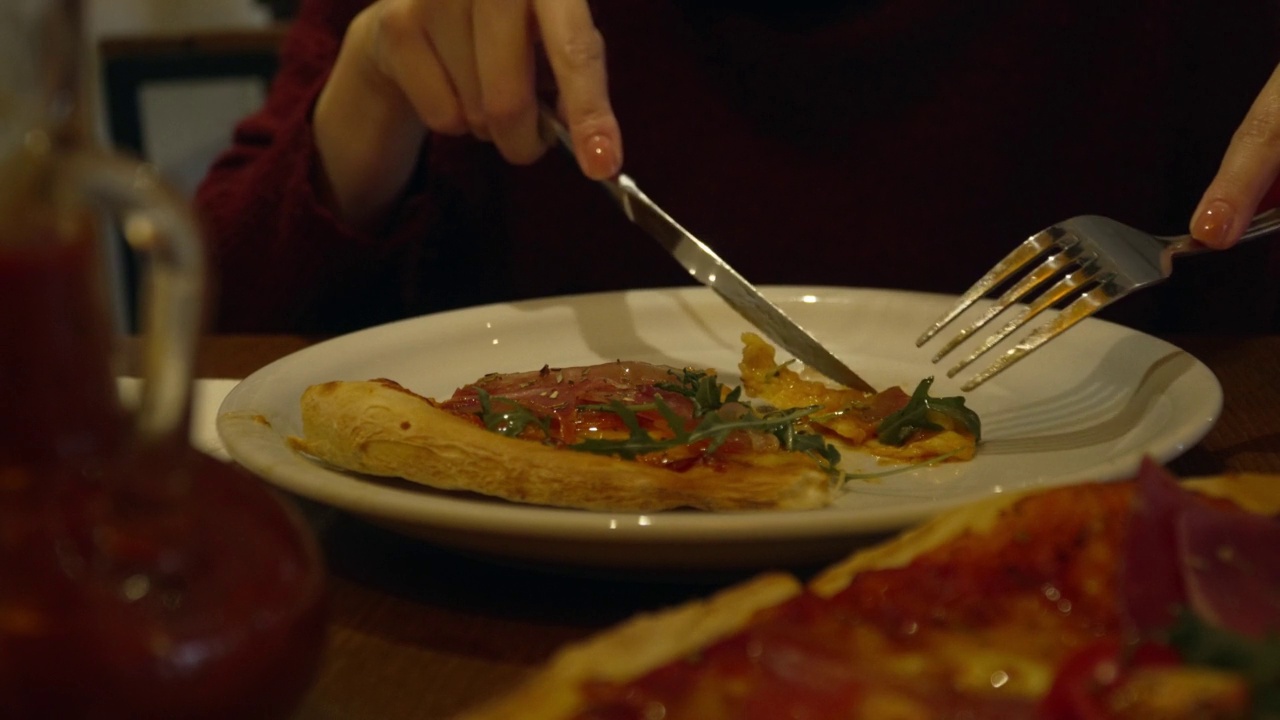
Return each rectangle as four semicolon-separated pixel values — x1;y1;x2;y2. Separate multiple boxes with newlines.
876;377;982;446
569;400;669;460
654;368;738;415
770;414;843;469
801;437;844;473
655;368;841;466
475;388;551;439
1167;610;1280;715
569;396;835;468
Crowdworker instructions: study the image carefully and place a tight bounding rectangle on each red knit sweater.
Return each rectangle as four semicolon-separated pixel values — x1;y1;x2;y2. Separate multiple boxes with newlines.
196;0;1280;334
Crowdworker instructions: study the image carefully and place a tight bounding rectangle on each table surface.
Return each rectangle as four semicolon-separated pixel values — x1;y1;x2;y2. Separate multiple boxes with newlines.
162;332;1280;720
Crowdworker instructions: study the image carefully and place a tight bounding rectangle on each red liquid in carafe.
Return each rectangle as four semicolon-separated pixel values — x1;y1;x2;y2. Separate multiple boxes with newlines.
0;217;327;719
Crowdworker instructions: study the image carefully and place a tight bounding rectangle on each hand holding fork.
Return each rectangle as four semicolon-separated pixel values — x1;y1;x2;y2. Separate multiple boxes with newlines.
919;64;1280;391
916;208;1280;392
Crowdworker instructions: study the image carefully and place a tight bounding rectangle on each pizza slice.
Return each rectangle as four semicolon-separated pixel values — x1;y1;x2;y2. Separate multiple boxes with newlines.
288;335;979;512
453;460;1280;719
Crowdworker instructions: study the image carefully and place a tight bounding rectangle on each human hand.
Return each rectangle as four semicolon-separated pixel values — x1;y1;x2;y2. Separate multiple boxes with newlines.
1190;63;1280;249
314;0;622;226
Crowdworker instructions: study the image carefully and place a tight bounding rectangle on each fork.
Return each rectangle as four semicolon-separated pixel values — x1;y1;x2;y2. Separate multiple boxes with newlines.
916;209;1280;391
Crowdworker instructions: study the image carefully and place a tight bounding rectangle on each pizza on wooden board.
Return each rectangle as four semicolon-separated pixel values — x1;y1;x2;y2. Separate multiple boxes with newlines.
288;333;980;512
452;460;1280;720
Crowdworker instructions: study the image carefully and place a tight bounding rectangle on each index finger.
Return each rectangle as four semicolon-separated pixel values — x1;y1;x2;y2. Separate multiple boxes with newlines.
532;0;622;180
1191;64;1280;248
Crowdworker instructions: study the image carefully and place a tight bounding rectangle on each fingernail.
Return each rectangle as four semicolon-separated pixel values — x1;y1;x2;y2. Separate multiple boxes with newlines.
1192;200;1236;248
580;134;621;180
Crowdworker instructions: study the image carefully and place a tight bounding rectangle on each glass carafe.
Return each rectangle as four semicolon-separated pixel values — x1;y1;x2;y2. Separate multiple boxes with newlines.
0;2;327;718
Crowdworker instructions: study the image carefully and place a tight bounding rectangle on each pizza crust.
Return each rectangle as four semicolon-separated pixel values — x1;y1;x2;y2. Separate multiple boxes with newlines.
456;573;803;720
449;473;1280;720
288;379;833;512
1184;472;1280;515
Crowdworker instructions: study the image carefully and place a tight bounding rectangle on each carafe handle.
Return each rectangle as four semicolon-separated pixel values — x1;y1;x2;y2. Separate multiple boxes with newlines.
69;151;205;443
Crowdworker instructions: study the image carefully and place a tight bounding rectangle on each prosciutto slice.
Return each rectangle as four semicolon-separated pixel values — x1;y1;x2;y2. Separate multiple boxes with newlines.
1121;457;1280;639
439;360;697;418
1177;489;1280;638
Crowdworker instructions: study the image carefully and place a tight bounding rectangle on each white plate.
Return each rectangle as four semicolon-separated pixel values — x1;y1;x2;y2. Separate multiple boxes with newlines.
217;286;1220;573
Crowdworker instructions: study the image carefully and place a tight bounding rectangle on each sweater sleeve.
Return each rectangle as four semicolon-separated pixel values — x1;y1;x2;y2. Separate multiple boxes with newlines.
193;0;437;333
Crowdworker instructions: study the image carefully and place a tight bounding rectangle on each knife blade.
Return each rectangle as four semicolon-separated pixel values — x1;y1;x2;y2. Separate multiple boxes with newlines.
540;109;876;394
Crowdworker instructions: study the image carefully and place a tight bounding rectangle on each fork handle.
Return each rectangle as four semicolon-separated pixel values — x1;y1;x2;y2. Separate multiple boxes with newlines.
1238;206;1280;242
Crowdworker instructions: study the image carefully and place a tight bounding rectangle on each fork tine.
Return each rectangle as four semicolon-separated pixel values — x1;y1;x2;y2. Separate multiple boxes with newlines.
944;261;1105;375
915;230;1056;346
956;281;1122;391
928;249;1079;362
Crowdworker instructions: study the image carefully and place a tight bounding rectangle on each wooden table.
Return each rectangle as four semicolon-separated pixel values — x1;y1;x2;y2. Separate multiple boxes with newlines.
177;333;1280;720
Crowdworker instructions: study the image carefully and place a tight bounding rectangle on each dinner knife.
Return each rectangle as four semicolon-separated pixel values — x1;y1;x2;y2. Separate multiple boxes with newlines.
540;108;876;394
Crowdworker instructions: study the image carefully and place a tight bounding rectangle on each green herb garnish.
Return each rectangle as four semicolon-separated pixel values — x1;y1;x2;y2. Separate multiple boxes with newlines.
471;367;840;471
772;413;843;469
876;377;981;446
654;368;741;415
1167;610;1280;715
570;396;834;468
475;387;551;438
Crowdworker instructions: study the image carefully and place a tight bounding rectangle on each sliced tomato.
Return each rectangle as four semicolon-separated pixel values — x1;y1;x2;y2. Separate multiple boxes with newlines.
1037;639;1180;720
